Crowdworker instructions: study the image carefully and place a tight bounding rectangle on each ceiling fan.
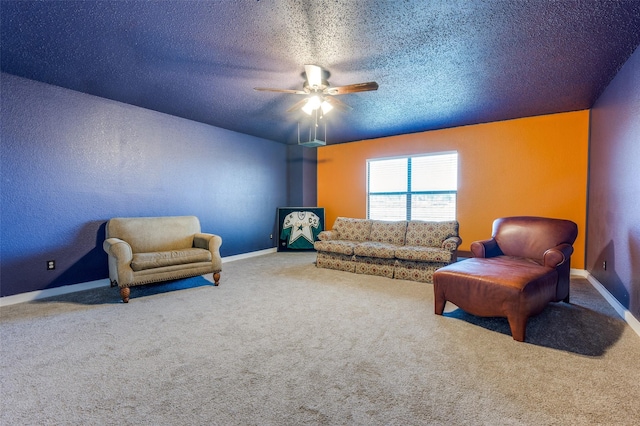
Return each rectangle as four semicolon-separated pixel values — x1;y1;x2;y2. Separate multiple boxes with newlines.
254;64;378;116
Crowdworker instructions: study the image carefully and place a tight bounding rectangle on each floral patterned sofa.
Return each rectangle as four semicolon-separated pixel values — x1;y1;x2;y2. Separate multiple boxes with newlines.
314;217;462;283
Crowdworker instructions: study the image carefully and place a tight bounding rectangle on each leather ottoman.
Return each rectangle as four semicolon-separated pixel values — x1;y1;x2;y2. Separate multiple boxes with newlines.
433;257;559;342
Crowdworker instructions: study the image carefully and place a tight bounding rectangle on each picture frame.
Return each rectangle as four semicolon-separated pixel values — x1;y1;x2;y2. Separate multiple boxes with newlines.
277;207;325;251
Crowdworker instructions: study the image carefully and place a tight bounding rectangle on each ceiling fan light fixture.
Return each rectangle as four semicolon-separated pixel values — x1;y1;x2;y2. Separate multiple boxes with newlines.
301;95;333;116
302;95;322;115
320;100;333;115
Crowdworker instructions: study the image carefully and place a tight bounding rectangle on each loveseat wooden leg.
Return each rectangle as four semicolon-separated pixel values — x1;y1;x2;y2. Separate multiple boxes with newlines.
120;287;130;303
213;272;220;286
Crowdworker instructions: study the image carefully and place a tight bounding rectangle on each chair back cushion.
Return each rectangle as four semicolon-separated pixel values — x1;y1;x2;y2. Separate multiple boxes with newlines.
106;216;201;253
493;216;578;260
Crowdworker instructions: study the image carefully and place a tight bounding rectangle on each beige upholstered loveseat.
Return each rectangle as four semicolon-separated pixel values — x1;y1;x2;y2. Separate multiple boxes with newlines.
103;216;222;302
314;217;461;283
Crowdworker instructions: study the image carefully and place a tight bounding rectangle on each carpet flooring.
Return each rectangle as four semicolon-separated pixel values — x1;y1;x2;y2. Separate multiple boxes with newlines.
1;252;639;425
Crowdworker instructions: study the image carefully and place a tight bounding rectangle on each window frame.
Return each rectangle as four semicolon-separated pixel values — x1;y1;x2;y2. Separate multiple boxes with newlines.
366;151;458;221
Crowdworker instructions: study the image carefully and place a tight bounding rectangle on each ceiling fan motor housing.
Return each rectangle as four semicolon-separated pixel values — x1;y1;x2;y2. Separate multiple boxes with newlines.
303;80;330;93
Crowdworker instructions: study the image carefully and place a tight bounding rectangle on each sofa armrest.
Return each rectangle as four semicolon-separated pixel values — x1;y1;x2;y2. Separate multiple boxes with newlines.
442;236;462;251
543;243;574;268
194;233;223;271
318;230;339;241
470;238;503;258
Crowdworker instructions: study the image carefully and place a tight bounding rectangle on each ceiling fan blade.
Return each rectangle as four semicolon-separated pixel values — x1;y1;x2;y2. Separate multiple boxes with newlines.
304;64;323;88
324;96;352;112
254;87;307;94
325;81;379;95
286;98;309;113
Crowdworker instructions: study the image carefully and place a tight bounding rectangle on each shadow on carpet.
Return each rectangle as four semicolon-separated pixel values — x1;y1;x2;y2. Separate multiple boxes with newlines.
41;275;216;305
442;301;626;356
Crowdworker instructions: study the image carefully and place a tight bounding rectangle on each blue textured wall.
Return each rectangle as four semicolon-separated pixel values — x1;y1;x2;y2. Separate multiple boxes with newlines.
587;46;640;320
1;73;288;297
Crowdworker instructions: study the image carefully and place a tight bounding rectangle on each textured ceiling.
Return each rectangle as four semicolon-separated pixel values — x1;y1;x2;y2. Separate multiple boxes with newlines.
2;1;640;145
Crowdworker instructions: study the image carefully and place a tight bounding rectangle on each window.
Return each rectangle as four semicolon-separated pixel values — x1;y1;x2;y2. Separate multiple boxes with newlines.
367;151;458;221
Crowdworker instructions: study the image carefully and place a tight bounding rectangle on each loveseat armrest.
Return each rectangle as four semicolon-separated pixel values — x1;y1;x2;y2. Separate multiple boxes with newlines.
543;243;574;268
442;236;462;251
318;230;339;241
103;238;134;287
470;238;503;258
194;233;223;271
103;238;133;262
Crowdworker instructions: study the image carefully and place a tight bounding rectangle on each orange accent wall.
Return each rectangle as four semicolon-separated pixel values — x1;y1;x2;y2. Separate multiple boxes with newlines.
317;111;589;268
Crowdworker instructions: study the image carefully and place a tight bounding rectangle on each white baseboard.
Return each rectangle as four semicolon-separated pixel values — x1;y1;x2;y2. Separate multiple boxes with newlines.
222;247;277;263
572;268;640;339
0;248;278;307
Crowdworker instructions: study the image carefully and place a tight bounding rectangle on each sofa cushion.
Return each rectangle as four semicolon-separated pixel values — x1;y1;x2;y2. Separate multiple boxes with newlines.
314;240;358;255
131;248;212;272
334;217;372;242
354;241;399;259
405;221;459;247
370;220;407;245
395;246;454;263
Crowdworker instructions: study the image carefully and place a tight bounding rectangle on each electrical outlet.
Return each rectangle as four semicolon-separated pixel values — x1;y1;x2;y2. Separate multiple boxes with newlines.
270;234;273;239
603;261;607;270
47;260;55;270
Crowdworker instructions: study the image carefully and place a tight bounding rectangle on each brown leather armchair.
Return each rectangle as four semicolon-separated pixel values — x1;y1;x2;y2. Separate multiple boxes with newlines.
433;216;578;341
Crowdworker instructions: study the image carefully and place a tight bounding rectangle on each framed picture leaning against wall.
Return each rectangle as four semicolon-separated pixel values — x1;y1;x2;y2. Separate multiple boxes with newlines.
277;207;325;251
